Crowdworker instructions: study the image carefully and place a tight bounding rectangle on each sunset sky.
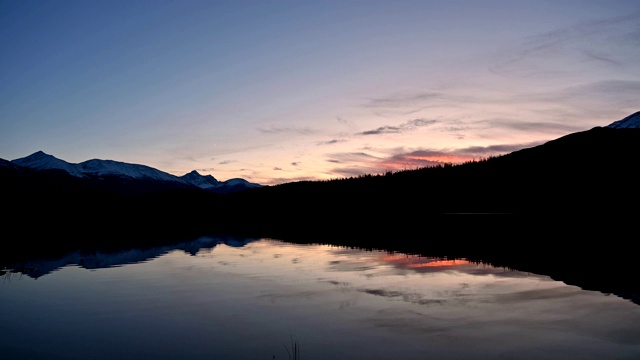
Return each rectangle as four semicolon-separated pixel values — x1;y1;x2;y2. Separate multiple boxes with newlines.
1;0;639;185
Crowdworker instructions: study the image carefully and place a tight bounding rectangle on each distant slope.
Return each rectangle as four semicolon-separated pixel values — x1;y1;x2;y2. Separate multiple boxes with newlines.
3;113;640;308
605;111;640;128
9;151;262;195
2;111;639;244
218;124;640;238
12;150;181;181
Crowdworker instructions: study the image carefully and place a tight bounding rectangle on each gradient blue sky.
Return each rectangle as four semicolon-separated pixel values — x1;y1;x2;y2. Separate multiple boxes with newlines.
2;0;639;185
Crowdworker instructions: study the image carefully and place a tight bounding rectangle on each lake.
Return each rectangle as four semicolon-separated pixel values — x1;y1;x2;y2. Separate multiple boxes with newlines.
2;235;640;360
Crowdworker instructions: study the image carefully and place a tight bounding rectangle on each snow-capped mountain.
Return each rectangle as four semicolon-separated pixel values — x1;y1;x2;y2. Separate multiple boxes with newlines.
10;151;262;193
605;111;640;129
78;158;182;182
178;170;261;193
13;151;181;182
180;170;220;189
12;150;86;177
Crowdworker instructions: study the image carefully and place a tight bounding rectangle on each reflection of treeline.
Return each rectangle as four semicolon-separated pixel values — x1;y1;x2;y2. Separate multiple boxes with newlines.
198;126;640;305
3;128;640;269
3;127;640;305
270;225;640;306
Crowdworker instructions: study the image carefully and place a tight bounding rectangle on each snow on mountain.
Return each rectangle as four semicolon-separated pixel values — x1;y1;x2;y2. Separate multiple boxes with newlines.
79;158;180;182
179;172;262;192
605;111;640;129
12;150;86;177
12;151;183;182
224;178;262;188
10;151;262;192
179;170;220;189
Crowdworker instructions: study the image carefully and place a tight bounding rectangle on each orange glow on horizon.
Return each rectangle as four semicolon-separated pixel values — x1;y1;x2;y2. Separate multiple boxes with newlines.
380;254;470;269
407;259;471;268
377;154;475;171
408;155;471;163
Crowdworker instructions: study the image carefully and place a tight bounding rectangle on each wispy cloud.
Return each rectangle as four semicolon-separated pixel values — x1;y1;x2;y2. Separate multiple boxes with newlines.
359;125;402;135
257;125;318;135
325;141;543;179
220;167;265;183
583;79;640;93
519;80;640;103
358;118;437;136
202;143;271;157
326;152;386;177
486;118;583;134
317;139;347;145
325;149;453;179
325;152;380;164
329;166;382;178
361;91;471;117
377;150;472;170
580;49;623;66
453;142;543;157
364;92;443;109
506;79;640;123
219;160;235;165
336;117;349;125
491;12;640;76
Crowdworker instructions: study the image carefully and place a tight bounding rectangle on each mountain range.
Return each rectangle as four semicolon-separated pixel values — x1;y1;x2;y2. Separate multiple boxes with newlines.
2;111;640;249
3;110;639;198
3;150;262;195
3;111;640;308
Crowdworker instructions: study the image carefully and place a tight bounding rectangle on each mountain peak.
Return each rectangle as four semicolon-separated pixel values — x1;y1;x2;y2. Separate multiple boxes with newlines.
12;150;84;177
606;111;640;129
23;150;55;160
9;151;261;193
180;170;220;189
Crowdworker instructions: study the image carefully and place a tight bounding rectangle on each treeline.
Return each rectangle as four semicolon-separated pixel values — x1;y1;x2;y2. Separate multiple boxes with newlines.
3;126;640;257
3;127;640;304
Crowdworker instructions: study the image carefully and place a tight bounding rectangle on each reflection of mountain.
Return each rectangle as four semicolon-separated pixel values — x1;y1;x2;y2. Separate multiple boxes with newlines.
2;112;640;305
4;235;258;279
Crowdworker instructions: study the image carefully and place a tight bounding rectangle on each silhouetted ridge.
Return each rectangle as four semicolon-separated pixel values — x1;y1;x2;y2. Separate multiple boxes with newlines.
4;115;640;238
7;151;260;195
2;111;640;306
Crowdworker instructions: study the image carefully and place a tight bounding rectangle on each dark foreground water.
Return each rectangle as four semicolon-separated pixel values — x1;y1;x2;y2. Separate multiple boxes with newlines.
1;236;639;360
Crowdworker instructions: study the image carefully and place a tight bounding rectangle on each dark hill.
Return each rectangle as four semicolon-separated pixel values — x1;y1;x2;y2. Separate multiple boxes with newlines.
3;126;640;305
218;126;640;236
4;126;639;242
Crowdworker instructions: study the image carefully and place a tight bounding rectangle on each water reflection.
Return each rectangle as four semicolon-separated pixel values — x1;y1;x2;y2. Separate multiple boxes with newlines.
1;236;639;360
2;235;258;278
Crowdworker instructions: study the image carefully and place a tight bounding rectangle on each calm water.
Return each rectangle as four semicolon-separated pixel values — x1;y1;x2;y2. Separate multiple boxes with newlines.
2;236;640;360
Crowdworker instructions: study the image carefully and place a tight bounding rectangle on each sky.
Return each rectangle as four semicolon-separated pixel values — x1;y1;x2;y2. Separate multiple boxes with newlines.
1;0;639;185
